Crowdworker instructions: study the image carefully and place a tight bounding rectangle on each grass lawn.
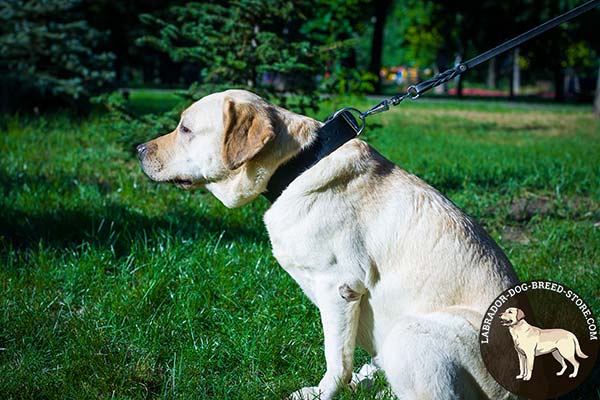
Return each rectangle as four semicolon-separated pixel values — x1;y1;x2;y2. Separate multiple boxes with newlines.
1;91;599;399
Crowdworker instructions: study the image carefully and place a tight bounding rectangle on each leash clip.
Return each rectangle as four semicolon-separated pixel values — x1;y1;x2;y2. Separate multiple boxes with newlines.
360;100;389;119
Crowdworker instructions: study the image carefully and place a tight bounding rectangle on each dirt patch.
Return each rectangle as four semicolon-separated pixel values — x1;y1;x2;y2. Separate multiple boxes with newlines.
563;195;600;220
498;193;598;224
403;109;595;137
508;195;554;222
501;226;531;245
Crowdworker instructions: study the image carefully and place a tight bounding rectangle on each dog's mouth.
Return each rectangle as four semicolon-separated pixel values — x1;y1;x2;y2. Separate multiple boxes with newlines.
169;178;194;190
499;317;513;326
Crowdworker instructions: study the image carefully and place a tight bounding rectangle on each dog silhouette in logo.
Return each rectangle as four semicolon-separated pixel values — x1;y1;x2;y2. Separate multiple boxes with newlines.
499;307;588;381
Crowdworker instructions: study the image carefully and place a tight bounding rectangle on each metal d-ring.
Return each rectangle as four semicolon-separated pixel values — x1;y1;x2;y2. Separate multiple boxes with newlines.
407;85;420;100
331;107;366;136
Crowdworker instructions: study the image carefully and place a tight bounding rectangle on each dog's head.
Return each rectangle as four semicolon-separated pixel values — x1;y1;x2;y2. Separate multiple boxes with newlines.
499;307;525;326
137;90;318;208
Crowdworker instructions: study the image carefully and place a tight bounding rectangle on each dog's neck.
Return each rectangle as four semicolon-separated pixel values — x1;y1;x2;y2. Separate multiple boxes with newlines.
262;110;361;203
509;319;529;333
205;107;321;208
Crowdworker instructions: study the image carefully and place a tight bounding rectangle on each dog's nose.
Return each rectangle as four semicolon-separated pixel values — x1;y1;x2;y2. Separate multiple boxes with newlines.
136;143;148;160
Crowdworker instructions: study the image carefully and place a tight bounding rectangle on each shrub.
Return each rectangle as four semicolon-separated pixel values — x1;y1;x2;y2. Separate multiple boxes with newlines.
0;0;115;110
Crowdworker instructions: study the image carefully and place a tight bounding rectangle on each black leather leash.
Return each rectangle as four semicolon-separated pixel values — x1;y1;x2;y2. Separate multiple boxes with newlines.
263;0;599;202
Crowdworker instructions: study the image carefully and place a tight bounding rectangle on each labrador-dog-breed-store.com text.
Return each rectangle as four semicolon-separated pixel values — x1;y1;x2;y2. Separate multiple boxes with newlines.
137;90;520;399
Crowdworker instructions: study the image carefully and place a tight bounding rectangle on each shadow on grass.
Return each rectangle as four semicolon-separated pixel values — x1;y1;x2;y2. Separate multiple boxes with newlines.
0;173;268;258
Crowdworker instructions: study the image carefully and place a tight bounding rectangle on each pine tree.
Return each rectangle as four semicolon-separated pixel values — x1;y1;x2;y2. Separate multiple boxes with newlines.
0;0;115;110
137;0;370;112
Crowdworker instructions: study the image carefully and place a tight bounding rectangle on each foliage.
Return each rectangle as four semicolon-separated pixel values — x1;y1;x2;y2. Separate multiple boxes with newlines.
1;94;599;398
383;0;446;67
91;90;186;151
381;0;599;95
563;41;597;69
138;1;313;112
319;67;378;110
136;0;373;113
320;68;378;97
0;0;115;110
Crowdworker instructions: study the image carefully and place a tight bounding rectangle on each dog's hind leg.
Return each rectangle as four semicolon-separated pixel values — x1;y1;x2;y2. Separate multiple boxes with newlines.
378;312;509;400
565;354;580;378
562;347;580;378
567;359;580;378
552;350;567;376
556;337;581;378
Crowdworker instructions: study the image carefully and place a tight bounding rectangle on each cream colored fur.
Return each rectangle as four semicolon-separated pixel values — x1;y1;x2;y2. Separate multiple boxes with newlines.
138;89;520;400
500;307;588;381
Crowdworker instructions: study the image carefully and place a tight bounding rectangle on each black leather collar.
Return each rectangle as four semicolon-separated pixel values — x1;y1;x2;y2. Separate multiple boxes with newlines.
263;110;360;203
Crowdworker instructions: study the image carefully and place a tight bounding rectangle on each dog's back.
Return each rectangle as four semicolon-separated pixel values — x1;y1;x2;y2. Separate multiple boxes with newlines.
347;141;518;313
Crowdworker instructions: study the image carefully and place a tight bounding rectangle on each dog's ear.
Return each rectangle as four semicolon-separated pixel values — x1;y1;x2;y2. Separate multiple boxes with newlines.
516;308;525;321
222;97;275;170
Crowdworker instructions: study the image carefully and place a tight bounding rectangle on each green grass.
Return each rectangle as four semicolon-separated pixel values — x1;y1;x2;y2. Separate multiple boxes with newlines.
1;93;599;399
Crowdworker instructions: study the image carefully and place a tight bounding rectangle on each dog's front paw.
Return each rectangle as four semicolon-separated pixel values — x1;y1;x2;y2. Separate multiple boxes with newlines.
515;374;523;380
523;375;532;381
288;386;323;400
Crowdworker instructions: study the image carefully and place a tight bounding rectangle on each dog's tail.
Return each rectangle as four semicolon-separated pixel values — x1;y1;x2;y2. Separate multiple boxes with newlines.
573;335;588;359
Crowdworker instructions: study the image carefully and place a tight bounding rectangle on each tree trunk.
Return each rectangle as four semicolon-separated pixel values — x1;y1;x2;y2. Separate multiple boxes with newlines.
436;38;450;94
594;63;600;117
369;0;392;94
554;66;565;102
433;65;444;94
454;53;463;98
512;48;520;96
0;84;8;112
487;57;497;89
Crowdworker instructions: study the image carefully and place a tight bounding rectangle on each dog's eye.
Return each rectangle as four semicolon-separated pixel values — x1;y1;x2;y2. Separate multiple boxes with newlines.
180;124;191;134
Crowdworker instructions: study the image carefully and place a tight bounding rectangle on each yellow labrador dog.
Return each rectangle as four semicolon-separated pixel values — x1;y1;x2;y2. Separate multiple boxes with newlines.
500;307;588;381
137;90;519;399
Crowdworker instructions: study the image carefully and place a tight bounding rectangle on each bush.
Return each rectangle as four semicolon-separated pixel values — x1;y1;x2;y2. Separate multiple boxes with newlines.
137;1;371;114
0;0;115;111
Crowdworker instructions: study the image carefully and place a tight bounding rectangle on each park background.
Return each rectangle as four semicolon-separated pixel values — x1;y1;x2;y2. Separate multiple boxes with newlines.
1;0;599;398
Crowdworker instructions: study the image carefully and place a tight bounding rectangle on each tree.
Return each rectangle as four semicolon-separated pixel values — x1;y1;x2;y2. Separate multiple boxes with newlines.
512;0;599;102
510;48;521;97
383;0;446;68
0;0;115;110
369;0;392;93
137;1;371;112
594;63;600;117
301;0;376;97
487;58;497;89
81;0;190;87
378;0;599;103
